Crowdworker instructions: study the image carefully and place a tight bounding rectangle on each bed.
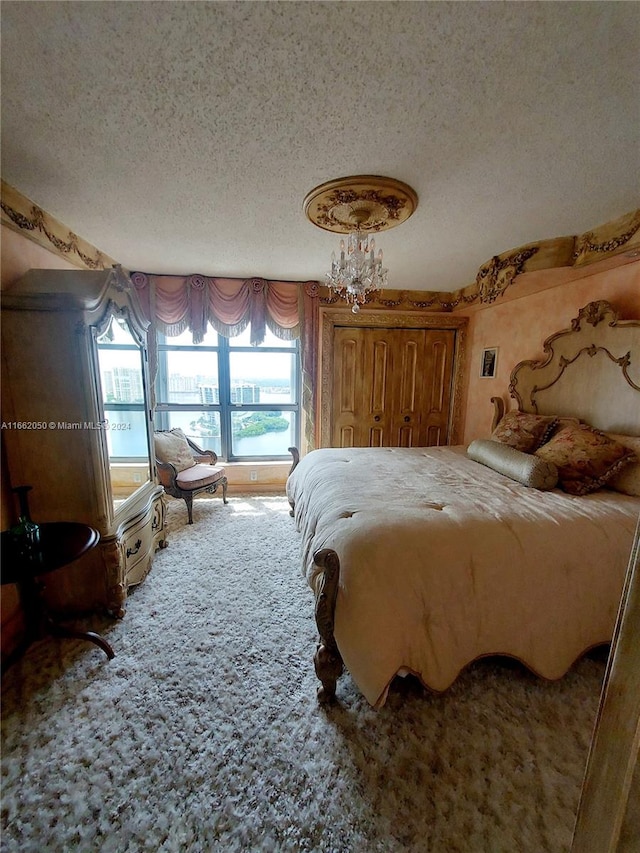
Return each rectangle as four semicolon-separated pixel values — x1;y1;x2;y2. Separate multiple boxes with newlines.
287;300;640;708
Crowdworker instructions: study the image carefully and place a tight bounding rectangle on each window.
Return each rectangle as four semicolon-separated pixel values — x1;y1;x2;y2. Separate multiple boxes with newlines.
155;326;300;461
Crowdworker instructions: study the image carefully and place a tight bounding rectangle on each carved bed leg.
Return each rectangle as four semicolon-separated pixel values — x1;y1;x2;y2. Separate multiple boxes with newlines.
314;643;343;703
287;447;300;516
312;548;343;702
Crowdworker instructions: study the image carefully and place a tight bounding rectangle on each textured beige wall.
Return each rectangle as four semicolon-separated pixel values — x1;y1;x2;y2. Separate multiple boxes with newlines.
459;261;640;444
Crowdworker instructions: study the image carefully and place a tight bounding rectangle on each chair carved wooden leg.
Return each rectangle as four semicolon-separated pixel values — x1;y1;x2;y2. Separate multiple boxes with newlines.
185;494;194;525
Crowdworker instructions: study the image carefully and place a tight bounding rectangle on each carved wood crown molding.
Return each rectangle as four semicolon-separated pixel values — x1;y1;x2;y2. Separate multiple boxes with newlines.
1;180;118;271
450;208;640;309
572;211;640;262
316;286;471;313
475;246;540;304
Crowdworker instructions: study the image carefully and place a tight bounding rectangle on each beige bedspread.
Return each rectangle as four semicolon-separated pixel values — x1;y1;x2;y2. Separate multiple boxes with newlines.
287;446;639;708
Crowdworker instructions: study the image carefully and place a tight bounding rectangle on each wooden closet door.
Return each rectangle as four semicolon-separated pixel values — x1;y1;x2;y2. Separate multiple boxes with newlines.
332;326;456;448
332;327;395;447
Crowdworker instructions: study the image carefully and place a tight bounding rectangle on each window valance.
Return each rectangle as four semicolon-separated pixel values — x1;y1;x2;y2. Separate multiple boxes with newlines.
131;272;321;450
131;272;305;345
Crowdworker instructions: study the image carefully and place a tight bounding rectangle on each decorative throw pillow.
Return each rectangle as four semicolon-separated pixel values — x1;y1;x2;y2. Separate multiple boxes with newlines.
491;411;559;453
154;428;195;472
535;424;635;495
550;416;583;434
467;439;559;490
605;433;640;497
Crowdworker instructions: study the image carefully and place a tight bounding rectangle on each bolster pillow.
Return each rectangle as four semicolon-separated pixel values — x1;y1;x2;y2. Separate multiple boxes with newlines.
467;439;559;490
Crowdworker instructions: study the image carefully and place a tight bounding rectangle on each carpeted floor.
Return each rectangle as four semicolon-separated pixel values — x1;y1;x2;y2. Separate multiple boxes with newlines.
1;495;608;852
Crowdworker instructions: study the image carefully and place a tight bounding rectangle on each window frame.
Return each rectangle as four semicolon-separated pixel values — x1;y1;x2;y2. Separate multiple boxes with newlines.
154;330;301;462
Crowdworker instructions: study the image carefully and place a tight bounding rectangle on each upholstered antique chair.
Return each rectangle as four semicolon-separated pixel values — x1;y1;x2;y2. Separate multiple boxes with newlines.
154;428;228;524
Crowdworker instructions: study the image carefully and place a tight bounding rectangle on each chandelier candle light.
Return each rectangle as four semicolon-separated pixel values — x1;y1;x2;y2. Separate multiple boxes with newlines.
304;175;418;312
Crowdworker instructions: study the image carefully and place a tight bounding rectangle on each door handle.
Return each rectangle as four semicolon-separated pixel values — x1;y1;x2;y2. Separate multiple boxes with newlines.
374;415;381;422
404;416;411;422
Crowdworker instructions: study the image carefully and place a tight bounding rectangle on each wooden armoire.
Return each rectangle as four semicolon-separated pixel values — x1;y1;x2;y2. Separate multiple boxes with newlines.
317;308;468;448
1;267;166;618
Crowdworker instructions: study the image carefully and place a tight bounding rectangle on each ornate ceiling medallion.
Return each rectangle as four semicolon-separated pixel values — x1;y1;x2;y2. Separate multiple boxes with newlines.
304;175;418;312
303;175;418;234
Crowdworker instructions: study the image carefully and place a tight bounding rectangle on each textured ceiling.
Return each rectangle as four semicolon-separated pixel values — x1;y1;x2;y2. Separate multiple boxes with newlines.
1;2;638;292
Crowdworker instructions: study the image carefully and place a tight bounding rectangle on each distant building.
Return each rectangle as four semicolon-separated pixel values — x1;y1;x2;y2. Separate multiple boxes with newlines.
167;379;260;405
200;385;220;404
103;367;144;402
169;374;197;393
231;383;260;403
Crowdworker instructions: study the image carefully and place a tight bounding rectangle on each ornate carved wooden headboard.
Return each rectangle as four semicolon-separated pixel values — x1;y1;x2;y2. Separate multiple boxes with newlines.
493;301;640;435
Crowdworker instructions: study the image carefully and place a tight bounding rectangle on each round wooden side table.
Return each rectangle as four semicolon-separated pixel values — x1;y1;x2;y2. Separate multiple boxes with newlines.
1;522;115;671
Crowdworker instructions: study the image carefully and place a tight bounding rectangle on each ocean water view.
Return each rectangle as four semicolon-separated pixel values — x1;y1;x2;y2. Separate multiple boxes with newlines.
105;392;295;459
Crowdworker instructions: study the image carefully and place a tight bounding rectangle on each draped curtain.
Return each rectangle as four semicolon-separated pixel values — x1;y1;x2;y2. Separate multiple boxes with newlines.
131;272;319;450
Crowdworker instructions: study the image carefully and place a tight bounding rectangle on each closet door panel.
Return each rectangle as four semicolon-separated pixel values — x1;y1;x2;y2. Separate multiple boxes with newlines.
391;329;426;447
419;330;456;446
332;329;365;447
363;332;395;446
369;427;385;447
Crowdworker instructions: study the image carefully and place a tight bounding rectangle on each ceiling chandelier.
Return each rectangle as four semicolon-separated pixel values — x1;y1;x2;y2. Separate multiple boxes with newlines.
304;175;418;312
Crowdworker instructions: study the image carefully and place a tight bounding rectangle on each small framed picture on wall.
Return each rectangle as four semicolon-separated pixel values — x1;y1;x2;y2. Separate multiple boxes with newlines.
480;347;498;378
